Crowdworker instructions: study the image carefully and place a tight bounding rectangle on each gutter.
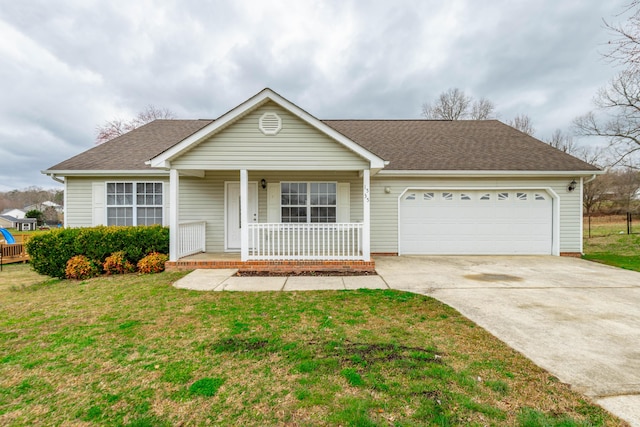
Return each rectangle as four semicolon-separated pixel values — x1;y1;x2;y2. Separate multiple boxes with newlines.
377;170;604;178
41;170;169;177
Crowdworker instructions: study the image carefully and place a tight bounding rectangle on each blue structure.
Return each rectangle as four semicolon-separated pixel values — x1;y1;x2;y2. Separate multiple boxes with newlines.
0;227;16;244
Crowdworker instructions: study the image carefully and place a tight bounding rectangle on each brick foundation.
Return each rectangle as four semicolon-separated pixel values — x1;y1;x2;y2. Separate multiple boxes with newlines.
560;252;583;258
165;259;376;273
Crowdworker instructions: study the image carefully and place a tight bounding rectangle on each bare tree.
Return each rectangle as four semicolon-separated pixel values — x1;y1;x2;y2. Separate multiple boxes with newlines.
574;3;640;165
577;147;610;237
573;71;640;165
508;114;535;136
610;165;640;212
470;97;496;120
95;105;176;145
422;88;498;120
603;0;640;70
546;129;580;154
422;88;472;120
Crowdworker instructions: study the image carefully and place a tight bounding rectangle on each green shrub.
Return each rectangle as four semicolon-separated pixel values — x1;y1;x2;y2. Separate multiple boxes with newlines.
26;225;169;278
65;255;100;280
137;252;169;274
103;251;136;275
26;228;82;279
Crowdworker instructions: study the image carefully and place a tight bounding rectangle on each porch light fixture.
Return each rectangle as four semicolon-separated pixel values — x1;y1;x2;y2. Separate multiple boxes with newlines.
567;179;577;192
261;179;267;189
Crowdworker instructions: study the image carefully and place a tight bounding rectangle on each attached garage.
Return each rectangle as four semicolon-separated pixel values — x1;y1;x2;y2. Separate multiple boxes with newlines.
399;189;555;255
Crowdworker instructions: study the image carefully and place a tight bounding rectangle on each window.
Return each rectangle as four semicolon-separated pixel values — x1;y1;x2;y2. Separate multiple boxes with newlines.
281;182;336;223
498;192;509;200
460;193;471;200
423;192;434;200
405;193;416;201
535;193;546;201
516;192;527;201
480;193;491;201
107;182;163;226
442;192;453;201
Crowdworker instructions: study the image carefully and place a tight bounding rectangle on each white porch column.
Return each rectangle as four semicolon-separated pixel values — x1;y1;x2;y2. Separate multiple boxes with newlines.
240;169;249;261
169;169;179;261
362;169;371;261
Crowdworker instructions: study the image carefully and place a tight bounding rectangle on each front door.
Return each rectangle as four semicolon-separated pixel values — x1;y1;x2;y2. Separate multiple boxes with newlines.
226;182;258;250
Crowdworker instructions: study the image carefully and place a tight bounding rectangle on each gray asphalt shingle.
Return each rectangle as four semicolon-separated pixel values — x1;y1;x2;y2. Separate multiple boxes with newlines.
46;118;598;172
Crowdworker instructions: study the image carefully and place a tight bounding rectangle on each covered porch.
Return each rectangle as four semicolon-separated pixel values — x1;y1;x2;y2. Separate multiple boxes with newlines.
144;89;387;270
167;168;373;270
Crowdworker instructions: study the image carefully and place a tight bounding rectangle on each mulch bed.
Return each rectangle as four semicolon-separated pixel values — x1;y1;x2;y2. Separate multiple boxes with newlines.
236;270;378;277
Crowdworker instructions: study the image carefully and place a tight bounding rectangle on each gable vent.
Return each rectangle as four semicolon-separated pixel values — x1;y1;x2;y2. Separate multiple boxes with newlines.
259;112;282;135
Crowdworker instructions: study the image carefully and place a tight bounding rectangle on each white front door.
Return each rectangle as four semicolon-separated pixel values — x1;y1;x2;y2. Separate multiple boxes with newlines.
226;182;258;250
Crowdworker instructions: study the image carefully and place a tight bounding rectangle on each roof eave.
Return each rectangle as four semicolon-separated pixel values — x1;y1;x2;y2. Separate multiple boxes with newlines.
42;169;170;177
376;169;603;177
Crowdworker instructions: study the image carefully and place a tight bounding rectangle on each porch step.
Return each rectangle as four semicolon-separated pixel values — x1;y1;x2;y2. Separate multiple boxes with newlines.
166;259;376;274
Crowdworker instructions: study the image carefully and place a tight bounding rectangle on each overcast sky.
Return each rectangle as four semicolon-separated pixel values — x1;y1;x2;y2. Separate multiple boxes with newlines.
0;0;629;192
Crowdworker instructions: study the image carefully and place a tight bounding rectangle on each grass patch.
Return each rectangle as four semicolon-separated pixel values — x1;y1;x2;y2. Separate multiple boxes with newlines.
0;263;624;426
583;218;640;272
583;253;640;271
189;377;225;397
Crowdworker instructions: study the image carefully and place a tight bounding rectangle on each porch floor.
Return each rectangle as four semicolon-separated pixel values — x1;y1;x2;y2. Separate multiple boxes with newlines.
166;252;376;273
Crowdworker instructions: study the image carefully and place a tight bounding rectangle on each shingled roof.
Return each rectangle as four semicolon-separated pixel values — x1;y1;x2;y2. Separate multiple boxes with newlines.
323;120;599;172
46;117;598;173
46;119;213;171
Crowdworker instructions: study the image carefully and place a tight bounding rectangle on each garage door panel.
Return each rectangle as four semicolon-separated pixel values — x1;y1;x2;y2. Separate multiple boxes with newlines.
400;190;552;255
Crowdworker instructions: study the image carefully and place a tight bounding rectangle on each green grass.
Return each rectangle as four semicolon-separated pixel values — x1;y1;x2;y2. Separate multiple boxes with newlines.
583;218;640;272
0;264;624;426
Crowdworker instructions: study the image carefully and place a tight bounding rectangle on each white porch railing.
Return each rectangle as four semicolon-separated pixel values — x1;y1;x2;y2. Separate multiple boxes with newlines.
178;221;206;258
247;223;364;260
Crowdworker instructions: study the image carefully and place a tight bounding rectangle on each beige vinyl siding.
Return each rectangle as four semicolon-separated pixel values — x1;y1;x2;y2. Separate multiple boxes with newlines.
171;102;368;171
64;176;170;228
178;171;364;252
65;177;94;227
178;171;234;252
370;176;583;254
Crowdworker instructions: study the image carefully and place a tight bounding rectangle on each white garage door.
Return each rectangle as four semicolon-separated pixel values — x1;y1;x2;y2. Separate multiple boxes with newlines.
399;190;553;255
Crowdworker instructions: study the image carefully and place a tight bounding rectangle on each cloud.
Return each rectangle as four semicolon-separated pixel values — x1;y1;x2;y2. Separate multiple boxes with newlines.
0;0;629;191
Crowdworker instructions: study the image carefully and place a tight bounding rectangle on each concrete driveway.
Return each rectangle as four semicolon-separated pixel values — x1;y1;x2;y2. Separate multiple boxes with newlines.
375;255;640;426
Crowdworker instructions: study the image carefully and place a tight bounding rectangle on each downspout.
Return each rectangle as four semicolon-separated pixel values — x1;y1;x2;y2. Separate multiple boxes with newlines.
45;173;65;184
582;174;597;247
584;174;597;184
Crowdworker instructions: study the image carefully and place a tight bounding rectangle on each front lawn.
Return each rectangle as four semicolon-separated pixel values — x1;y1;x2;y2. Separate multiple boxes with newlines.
583;217;640;272
0;264;624;426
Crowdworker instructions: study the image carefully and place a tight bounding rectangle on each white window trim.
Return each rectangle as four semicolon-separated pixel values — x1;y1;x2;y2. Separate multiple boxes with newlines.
105;181;164;226
280;181;338;223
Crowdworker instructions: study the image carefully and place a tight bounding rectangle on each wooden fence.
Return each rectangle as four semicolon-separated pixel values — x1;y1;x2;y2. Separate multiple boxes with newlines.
0;243;29;266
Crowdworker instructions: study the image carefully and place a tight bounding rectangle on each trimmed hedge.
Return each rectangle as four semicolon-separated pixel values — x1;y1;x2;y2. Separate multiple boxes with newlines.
26;225;169;278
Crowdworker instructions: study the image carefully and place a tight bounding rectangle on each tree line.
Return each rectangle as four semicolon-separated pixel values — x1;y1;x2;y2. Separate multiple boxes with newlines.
0;187;64;225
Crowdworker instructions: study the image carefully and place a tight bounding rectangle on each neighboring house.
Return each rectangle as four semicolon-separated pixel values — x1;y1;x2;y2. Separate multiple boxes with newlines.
24;201;63;213
42;88;600;268
1;208;25;219
0;215;37;231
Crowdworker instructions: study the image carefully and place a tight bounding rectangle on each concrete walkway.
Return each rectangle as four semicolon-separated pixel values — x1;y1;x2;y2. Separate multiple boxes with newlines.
173;256;640;426
173;269;389;292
